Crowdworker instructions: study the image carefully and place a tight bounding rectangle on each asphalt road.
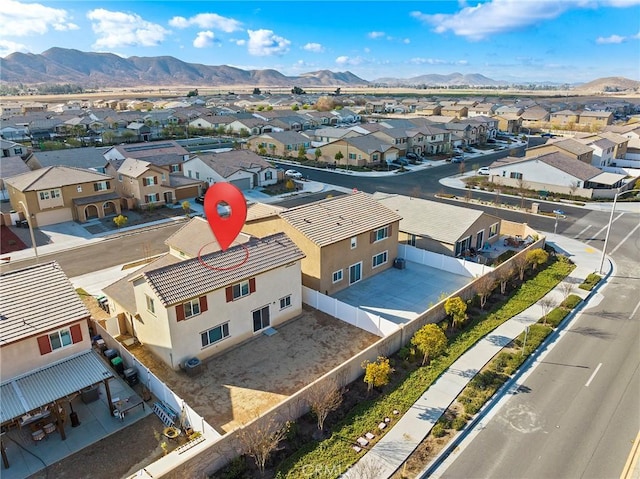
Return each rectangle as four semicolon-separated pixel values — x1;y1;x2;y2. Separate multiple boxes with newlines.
435;210;640;479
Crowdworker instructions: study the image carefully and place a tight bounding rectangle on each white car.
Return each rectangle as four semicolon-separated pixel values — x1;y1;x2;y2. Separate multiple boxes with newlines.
477;167;490;176
285;169;303;179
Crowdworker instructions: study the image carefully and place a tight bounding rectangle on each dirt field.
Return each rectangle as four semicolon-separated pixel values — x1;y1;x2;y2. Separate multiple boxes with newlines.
125;305;379;433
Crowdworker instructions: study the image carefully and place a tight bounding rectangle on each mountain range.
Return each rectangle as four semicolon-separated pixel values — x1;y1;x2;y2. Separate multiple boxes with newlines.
0;48;638;92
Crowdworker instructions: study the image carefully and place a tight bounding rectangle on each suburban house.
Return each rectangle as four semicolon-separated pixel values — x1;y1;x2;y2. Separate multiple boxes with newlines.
102;140;190;175
526;138;594;165
373;193;502;257
0;156;30;201
248;131;312;158
1;139;28;158
24;146;110;173
577;110;613;130
4;166;121;227
574;136;616;167
103;217;305;370
520;106;550;129
0;262;116;434
440;105;468;119
549;110;579;128
183;150;278;190
187;115;234;132
494;114;522;134
242;192;402;295
486;151;628;198
317;135;400;167
605;123;640;166
107;157;204;208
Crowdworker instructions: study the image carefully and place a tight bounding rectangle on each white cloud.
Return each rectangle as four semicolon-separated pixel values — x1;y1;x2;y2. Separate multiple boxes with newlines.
410;57;468;65
193;31;216;48
403;38;411;44
0;40;29;56
368;31;385;39
596;34;626;43
0;0;78;37
87;9;170;49
411;0;640;40
247;29;290;56
303;42;324;53
169;13;241;32
335;56;364;66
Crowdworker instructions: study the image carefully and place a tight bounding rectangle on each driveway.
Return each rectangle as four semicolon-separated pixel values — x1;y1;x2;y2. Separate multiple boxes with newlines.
125;306;379;433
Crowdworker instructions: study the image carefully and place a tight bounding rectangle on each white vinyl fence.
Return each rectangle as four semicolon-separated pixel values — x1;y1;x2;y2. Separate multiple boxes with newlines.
398;244;491;277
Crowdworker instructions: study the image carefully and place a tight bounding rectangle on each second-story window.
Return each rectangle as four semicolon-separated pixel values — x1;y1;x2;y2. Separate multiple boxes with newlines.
372;225;390;242
143;176;157;186
94;181;110;192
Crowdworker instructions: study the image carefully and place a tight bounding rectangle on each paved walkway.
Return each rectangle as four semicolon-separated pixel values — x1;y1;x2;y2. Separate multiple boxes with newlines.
344;233;606;478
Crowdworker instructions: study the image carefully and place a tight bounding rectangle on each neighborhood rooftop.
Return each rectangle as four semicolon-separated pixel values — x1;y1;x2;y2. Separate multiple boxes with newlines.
5;165;111;191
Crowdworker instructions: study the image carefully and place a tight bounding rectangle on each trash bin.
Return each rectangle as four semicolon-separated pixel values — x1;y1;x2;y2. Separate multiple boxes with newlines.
104;349;118;361
123;368;139;386
111;356;124;376
185;357;202;377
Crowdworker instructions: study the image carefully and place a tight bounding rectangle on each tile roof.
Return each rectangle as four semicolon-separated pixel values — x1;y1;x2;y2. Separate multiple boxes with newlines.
373;192;498;244
144;232;305;306
0;156;30;179
279;192;402;247
72;191;120;206
0;262;90;346
547;138;594;156
4;166;112;192
27;146;110;170
491;151;602;181
110;141;188;159
246;202;286;221
164;216;252;258
0;351;114;423
195;150;273;178
117;157;151;178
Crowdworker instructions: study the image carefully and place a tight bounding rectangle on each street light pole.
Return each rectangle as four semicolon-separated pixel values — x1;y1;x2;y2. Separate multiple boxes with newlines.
18;200;38;262
599;188;640;274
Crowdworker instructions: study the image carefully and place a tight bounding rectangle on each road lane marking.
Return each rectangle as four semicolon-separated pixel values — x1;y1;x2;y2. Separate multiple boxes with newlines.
586;213;624;244
630;299;640;320
609;221;640;256
585;363;603;387
573;225;592;239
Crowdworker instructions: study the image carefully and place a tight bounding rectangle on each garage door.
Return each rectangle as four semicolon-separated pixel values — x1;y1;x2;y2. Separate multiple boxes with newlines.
230;178;251;191
36;208;72;226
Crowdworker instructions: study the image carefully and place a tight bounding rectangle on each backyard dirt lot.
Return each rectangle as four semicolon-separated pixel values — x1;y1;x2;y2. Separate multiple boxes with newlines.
125;305;379;433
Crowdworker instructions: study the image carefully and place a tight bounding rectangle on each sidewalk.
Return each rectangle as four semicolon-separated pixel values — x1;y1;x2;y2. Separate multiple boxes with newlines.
344;233;606;478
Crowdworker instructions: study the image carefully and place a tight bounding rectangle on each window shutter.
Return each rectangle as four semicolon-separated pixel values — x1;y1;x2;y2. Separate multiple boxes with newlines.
176;304;185;322
225;286;233;302
154;176;158;185
199;295;208;312
37;336;52;355
370;231;375;243
143;178;147;186
249;278;256;293
70;324;83;344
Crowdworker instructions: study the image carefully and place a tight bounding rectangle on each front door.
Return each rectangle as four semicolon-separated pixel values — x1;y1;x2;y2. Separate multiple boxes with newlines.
164;191;173;204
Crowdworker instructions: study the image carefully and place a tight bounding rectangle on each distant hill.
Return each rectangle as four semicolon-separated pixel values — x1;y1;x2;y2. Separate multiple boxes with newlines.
373;72;508;87
0;47;369;88
574;76;640;93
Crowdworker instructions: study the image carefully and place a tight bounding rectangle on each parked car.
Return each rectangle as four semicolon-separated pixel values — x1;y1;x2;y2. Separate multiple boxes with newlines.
451;156;464;163
477;167;490;175
406;152;419;160
393;157;409;166
285;169;303;179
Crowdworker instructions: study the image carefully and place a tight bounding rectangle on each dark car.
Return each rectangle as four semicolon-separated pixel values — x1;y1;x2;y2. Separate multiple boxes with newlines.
393;157;409;166
195;195;205;204
406;152;419;160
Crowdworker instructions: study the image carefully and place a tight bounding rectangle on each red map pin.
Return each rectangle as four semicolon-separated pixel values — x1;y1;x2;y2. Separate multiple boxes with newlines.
203;183;247;251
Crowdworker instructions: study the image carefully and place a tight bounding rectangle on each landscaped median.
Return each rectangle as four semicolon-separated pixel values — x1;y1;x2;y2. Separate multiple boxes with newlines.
274;255;576;479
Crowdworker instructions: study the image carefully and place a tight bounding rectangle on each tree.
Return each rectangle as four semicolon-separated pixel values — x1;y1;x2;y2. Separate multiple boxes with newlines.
314;148;322;161
253;87;261;95
181;201;190;217
291;86;306;95
186;88;198;97
411;323;447;366
526;248;549;271
101;130;116;145
444;296;468;330
122;130;136;143
291;104;300;111
475;275;496;310
512;253;530;281
237;416;290;476
568;180;580;199
362;356;393;393
539;297;556;326
334;150;344;163
496;266;514;295
305;379;343;432
297;144;307;160
559;281;574;301
334;87;341;96
113;214;128;229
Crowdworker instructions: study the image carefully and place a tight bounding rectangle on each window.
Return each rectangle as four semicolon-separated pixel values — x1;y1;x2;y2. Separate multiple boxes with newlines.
349;262;362;285
170;164;180;173
183;299;201;318
118;174;123;182
509;172;523;180
373;226;390;242
143;176;157;186
226;278;255;301
161;173;166;182
280;295;291;309
94;181;110;192
332;270;343;283
145;193;160;203
195;172;200;179
39;191;50;200
351;237;357;249
265;171;273;180
38;188;61;201
201;323;230;348
408;234;417;247
49;329;72;351
253;306;270;332
77;185;82;192
372;251;388;268
145;294;155;314
489;223;499;238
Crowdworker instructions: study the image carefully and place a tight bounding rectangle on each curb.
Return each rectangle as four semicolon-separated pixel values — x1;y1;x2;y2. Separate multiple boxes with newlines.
417;258;613;478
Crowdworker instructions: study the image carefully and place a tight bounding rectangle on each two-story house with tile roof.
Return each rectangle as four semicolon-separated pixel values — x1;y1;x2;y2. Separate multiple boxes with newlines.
526;138;594;165
317;135;400;167
248;131;312;158
243;192;402;295
103;218;305;370
102;140;190;175
4;166;121;226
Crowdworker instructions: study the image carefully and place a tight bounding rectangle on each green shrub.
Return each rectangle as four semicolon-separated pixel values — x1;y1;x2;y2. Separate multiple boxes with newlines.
560;294;582;309
579;273;601;291
543;307;569;328
452;415;468;431
431;422;447;437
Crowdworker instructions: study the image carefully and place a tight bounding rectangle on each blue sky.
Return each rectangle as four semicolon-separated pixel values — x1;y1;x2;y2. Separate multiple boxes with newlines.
1;0;639;83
